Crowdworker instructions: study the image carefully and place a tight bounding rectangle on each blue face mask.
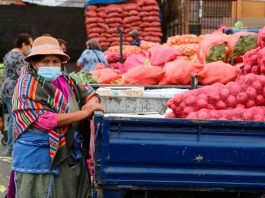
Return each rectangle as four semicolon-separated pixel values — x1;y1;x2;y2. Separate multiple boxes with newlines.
38;67;62;82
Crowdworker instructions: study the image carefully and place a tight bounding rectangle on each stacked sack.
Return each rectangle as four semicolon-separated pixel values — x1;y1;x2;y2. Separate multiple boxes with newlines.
85;5;110;48
167;34;204;63
138;0;162;43
85;0;163;48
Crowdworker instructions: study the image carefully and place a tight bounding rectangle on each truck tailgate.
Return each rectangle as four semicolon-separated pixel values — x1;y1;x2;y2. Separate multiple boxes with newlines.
93;113;265;192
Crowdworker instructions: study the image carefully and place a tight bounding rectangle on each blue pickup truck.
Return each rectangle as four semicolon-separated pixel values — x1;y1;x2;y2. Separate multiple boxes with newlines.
92;112;265;198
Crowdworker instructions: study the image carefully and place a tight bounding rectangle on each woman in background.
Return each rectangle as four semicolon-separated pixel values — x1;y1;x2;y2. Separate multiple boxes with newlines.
77;38;108;72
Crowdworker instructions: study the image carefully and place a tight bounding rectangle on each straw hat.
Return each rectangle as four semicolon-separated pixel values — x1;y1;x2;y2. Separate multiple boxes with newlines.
25;36;70;63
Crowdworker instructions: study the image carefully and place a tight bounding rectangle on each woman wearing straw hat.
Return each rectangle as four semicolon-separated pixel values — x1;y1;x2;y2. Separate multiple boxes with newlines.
11;35;104;198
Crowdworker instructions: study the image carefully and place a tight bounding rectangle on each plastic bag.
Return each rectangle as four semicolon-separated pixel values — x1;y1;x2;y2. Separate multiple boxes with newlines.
91;66;121;84
122;65;165;85
145;45;182;66
227;32;257;64
198;61;238;85
159;60;203;85
119;54;147;73
197;33;229;64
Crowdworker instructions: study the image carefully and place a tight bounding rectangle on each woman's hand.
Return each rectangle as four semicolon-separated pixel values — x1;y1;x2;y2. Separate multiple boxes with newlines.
82;102;104;118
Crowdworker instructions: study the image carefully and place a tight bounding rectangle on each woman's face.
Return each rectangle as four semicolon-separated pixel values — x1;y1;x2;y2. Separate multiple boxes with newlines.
32;55;62;71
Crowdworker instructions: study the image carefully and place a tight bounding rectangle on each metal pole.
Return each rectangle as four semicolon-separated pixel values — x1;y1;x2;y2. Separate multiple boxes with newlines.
185;0;190;34
117;26;123;63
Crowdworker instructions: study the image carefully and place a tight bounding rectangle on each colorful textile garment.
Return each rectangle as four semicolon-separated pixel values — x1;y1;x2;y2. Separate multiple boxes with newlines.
12;67;96;168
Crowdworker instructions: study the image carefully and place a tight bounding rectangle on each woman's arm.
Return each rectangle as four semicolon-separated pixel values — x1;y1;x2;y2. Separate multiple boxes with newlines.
57;103;104;127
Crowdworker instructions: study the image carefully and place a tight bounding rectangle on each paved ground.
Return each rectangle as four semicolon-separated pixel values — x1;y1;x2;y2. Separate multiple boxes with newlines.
0;133;11;198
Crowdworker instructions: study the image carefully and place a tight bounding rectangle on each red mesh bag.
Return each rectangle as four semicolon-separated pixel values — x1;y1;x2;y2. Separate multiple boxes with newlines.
198;61;238;85
124;16;140;23
88;33;100;38
100;42;111;48
107;12;122;18
164;112;177;119
108;27;119;34
106;52;128;64
88;27;105;34
197;33;229;64
167;73;265;118
128;10;139;16
122;65;165;85
86;10;97;17
159;60;203;85
97;11;107;18
257;47;265;74
131;21;141;27
125;37;133;42
150;21;161;26
109;23;122;28
145;45;182;66
186;106;265;122
142;5;159;12
122;3;137;11
143;27;161;32
86;23;98;29
148;11;160;17
144;0;158;5
101;33;112;38
88;5;97;11
97;6;105;12
94;37;107;43
139;11;149;17
85;17;104;24
167;34;202;46
97;23;109;30
142;16;160;22
144;36;161;43
106;18;123;24
123;24;132;29
258;26;265;48
105;4;123;13
242;47;261;75
170;44;199;56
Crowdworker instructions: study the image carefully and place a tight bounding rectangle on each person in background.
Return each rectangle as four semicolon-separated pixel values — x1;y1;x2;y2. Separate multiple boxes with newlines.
131;29;141;47
58;38;67;53
10;35;104;197
2;32;33;156
58;38;68;72
76;38;108;72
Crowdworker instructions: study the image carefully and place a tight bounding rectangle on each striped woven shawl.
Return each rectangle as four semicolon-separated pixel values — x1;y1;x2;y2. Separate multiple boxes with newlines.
12;67;95;168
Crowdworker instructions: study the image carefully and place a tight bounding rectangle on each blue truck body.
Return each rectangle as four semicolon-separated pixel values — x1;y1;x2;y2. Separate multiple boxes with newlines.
92;112;265;197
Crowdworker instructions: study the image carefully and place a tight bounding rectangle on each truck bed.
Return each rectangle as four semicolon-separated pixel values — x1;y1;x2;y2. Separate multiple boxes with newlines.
92;112;265;197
